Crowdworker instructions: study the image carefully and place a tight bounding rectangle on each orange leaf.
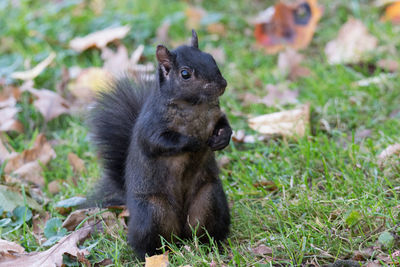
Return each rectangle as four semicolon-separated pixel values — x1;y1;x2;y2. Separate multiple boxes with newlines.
382;1;400;23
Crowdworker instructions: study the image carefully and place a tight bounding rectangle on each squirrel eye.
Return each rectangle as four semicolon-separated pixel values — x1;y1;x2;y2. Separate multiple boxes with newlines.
180;69;191;80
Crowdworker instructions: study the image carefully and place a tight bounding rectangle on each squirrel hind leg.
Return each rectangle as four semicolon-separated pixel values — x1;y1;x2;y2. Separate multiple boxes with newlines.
184;180;230;242
126;195;181;259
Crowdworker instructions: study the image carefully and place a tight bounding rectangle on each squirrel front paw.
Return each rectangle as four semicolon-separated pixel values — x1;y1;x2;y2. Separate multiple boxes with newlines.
207;127;232;151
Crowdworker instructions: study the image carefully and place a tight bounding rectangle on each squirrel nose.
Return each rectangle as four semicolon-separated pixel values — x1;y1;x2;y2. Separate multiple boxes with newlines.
218;78;227;95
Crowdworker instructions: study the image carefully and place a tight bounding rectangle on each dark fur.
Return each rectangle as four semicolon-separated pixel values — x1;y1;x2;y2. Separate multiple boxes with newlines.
89;31;232;259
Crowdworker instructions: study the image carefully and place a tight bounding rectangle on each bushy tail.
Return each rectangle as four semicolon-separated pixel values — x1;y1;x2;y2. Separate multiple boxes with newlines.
87;77;153;207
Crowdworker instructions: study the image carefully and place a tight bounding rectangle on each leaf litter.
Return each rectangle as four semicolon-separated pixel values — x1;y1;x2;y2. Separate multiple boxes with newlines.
69;25;131;52
0;225;92;267
325;18;378;64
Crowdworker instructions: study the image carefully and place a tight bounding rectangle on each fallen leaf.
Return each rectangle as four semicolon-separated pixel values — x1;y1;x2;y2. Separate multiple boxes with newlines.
69;67;113;102
207;23;226;35
145;253;169;267
11;52;56;81
68;153;86;173
156;20;171;44
0;107;23;133
253;181;278;191
355;73;396;87
252;244;273;256
69;26;131;52
365;262;382;267
101;45;130;75
185;6;206;29
0;239;25;259
231;130;264;144
205;46;225;64
32;212;51;237
375;0;398;7
48;180;61;194
377;59;399;72
278;49;311;80
0;138;15;163
382;1;400;23
378;143;400;165
0;185;41;212
12;161;44;186
21;84;70;121
218;155;230;168
252;0;322;54
248;104;310;138
94;258;113;267
77;251;91;266
4;133;56;186
62;208;119;234
259;83;299;107
101;44;151;78
0;97;16;109
239;92;260;106
89;0;105;15
325;18;378;64
352;247;375;261
0;225;92;267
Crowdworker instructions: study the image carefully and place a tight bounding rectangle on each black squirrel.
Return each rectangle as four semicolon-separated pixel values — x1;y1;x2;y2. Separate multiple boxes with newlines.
88;30;232;259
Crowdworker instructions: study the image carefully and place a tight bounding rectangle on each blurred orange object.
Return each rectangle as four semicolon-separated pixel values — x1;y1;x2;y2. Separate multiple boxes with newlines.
382;1;400;24
253;0;322;54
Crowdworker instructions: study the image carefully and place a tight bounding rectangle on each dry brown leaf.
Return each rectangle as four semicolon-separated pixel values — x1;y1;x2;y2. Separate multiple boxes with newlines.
145;253;169;267
207;23;226;35
94;258;113;267
377;59;399;72
0;239;25;259
218;155;230;168
260;84;299;107
156;21;171;44
365;262;382;267
11;52;56;81
5;134;56;186
185;6;206;29
205;46;225;64
0;97;16;109
252;244;273;256
32;212;51;237
12;161;44;186
62;208;119;237
0;139;15;163
325;18;378;64
69;67;113;103
69;26;130;52
248;104;310;138
48;180;61;194
382;1;400;23
101;45;130;75
0;225;92;267
278;49;311;80
22;85;70;121
253;181;278;192
0;107;23;133
68;153;86;173
378;143;400;165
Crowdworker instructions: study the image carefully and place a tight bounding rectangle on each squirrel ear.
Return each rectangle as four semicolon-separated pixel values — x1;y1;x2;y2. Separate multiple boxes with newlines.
191;29;198;48
156;45;172;75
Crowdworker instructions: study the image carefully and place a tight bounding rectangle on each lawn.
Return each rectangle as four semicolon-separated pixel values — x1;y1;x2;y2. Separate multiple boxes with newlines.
0;0;400;266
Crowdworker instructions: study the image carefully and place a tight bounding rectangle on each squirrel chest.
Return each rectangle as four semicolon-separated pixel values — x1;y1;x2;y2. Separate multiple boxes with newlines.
166;101;222;141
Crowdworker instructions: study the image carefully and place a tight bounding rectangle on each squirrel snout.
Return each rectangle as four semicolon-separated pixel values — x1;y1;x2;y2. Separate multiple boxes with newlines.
218;78;227;95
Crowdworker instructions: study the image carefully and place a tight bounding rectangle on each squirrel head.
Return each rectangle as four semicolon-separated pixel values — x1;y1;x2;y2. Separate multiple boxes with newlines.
156;30;227;104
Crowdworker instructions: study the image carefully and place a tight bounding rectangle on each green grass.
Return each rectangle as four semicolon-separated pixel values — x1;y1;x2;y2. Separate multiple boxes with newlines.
1;0;400;266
